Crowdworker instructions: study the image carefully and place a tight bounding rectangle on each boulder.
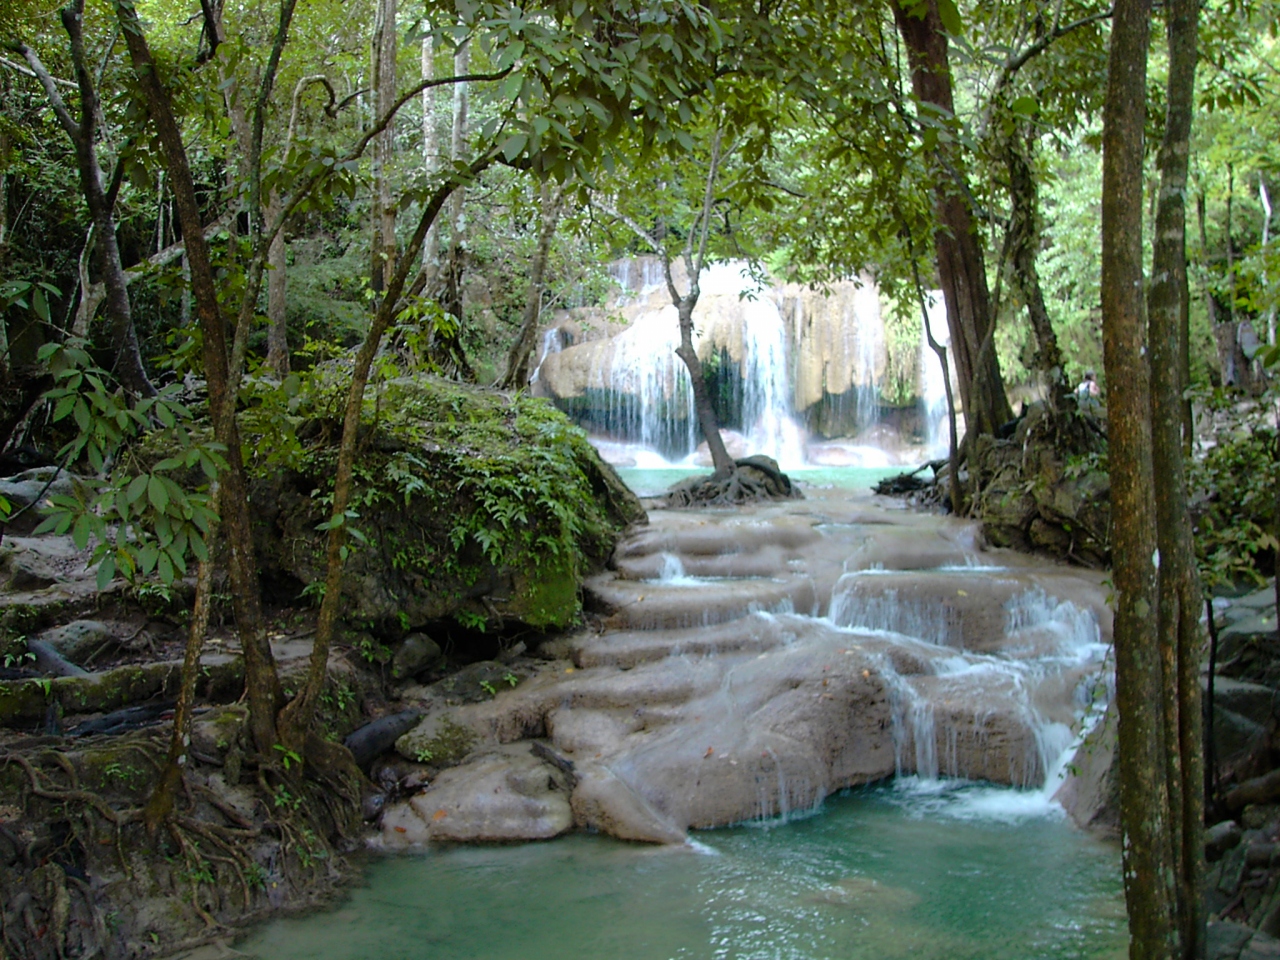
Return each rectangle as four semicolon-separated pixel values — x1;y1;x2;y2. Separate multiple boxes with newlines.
390;633;442;680
37;620;116;665
1054;704;1119;837
250;376;644;637
380;745;573;846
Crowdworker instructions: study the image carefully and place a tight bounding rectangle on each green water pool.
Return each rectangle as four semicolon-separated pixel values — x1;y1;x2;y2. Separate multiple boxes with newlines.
238;782;1126;960
615;466;906;498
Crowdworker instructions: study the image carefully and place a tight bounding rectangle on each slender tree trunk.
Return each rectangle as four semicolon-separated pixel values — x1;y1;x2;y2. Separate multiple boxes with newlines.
442;42;469;323
116;0;283;757
371;0;397;292
0;76;10;383
501;182;563;389
892;0;1011;439
265;192;290;376
1005;126;1068;411
18;14;156;399
421;35;439;275
1149;0;1205;954
145;486;219;828
278;150;497;752
1101;0;1180;957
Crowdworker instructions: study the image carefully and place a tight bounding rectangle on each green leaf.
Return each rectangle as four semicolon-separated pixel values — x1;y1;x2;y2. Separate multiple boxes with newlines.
97;555;116;591
148;475;169;512
127;473;149;504
1010;95;1039;117
935;0;963;34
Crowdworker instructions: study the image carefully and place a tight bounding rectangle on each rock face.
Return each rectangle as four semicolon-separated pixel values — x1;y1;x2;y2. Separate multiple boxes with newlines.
378;487;1112;847
250;376;645;635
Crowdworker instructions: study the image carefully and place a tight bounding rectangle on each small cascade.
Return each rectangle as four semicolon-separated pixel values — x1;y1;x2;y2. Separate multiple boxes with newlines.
529;327;566;384
828;578;955;648
849;280;885;435
919;291;955;459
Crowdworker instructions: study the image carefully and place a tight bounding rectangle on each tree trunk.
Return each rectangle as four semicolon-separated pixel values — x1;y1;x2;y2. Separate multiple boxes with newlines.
1101;0;1180;957
675;297;734;477
278;150;497;753
421;34;440;275
371;0;397;293
501;182;563;389
20;13;156;399
892;0;1011;439
1149;0;1205;953
1005;126;1068;411
265;191;290;376
116;1;283;757
442;42;470;324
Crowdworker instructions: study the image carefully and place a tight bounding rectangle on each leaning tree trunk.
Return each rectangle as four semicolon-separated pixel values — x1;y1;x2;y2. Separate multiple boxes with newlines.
116;1;283;757
892;0;1011;440
1149;0;1206;953
1100;0;1180;957
675;296;735;477
265;192;290;376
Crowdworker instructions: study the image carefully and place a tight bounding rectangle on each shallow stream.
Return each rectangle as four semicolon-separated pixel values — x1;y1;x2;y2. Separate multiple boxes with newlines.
240;780;1125;960
240;466;1127;959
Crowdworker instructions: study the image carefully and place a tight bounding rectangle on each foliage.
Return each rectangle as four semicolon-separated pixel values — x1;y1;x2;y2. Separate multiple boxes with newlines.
32;340;225;590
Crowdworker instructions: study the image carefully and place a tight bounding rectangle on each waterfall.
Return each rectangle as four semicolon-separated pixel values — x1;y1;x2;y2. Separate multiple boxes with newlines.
919;291;955;460
850;280;884;434
529;327;565;385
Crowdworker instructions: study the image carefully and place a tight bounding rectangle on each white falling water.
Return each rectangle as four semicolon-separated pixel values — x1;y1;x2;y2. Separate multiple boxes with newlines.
589;306;698;459
919;291;956;460
529;327;565;385
697;263;806;469
851;280;885;433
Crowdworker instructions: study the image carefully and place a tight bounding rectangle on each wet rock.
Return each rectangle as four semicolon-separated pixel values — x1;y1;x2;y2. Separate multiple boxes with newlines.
390;633;442;680
1211;920;1258;960
1244;806;1280;831
570;761;686;844
0;468;81;535
1209;821;1245;862
380;746;573;845
431;660;524;704
37;620;116;664
1054;704;1119;837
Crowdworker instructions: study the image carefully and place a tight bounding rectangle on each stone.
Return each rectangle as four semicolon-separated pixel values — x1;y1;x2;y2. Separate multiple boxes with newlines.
1054;705;1120;837
0;469;82;535
1208;820;1245;863
569;761;686;844
390;633;442;680
37;620;115;665
1243;805;1280;831
1210;920;1256;960
380;746;573;846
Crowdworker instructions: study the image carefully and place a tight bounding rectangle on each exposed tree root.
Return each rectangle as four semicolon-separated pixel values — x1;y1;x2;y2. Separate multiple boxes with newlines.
662;457;802;507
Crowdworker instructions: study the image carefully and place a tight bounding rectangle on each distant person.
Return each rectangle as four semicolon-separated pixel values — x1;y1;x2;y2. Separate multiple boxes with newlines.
1076;369;1101;411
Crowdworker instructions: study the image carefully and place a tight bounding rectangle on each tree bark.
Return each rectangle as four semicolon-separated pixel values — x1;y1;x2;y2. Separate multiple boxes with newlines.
892;0;1011;439
1101;0;1180;957
501;181;563;389
1005;126;1068;411
278;150;497;753
371;0;397;292
265;191;290;376
421;34;440;274
115;0;283;757
1149;0;1206;953
18;11;156;399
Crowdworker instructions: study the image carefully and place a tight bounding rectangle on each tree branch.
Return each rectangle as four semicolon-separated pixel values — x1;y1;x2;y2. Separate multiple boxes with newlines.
0;54;76;89
12;44;80;139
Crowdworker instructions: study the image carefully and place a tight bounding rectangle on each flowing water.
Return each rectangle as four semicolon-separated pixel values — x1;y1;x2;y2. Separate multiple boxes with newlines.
239;471;1125;959
239;785;1125;960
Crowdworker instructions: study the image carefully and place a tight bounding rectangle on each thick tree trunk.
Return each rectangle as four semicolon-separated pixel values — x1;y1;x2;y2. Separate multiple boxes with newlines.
501;182;562;389
1149;0;1206;954
892;0;1011;439
1101;1;1180;957
116;1;283;757
442;42;470;324
421;35;440;274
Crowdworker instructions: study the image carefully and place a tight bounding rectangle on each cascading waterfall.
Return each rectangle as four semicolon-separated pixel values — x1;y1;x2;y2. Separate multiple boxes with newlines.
589;306;698;460
829;571;1108;797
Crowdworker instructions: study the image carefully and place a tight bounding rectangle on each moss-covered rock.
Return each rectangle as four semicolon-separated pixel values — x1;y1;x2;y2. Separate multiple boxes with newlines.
249;375;645;635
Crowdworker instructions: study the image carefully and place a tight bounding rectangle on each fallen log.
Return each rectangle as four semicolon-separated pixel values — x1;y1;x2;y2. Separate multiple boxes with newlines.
343;709;422;769
0;655;243;726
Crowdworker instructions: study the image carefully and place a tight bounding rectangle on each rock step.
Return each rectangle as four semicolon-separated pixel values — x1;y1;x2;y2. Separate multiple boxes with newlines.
584;575;819;631
612;544;801;581
571;614;792;669
613;519;821;560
